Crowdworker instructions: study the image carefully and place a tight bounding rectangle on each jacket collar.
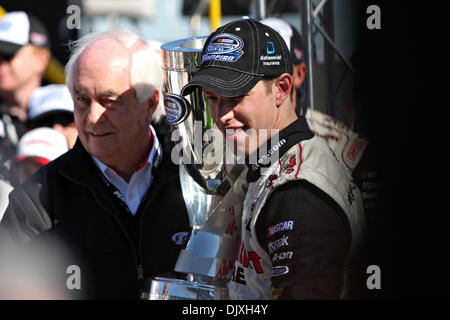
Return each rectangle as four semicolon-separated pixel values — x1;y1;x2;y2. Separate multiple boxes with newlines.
58;138;178;213
59;138;102;183
246;116;314;182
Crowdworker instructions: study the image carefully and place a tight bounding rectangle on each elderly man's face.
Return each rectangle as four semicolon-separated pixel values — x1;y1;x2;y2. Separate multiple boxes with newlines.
71;39;153;169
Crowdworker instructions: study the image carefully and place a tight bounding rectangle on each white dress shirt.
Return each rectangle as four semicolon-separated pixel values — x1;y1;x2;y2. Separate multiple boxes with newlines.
92;125;162;215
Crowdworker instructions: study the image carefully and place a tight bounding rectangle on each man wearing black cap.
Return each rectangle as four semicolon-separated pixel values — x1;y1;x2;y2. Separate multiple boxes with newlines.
0;11;51;165
182;18;365;299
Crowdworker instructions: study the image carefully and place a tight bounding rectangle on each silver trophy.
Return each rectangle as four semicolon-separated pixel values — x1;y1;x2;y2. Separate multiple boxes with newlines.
148;37;247;300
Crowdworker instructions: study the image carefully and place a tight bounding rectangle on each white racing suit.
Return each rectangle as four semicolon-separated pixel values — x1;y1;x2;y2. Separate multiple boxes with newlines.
229;116;366;299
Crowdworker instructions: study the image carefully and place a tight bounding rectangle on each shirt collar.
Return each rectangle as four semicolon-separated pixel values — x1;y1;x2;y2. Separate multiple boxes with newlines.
246;117;314;182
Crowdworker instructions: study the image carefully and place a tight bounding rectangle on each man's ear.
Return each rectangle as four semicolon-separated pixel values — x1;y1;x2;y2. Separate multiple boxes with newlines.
32;47;51;75
293;62;307;89
275;73;293;107
145;89;160;122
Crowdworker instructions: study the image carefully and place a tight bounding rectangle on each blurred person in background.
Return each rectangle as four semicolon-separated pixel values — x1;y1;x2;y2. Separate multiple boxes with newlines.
0;232;78;300
9;127;68;187
261;17;307;116
1;127;68;221
0;29;190;299
0;11;51;165
0;172;12;221
27;84;77;148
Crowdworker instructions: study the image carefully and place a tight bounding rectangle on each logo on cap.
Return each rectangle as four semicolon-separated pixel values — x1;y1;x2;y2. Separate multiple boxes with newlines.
30;32;47;46
0;22;12;31
202;33;244;63
266;42;275;54
293;48;303;61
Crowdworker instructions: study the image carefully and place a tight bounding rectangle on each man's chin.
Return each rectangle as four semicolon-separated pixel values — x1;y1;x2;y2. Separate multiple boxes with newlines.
84;142;115;162
224;137;262;165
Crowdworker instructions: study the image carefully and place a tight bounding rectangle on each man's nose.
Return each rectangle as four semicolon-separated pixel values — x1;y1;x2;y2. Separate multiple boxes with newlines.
88;101;106;124
216;98;235;124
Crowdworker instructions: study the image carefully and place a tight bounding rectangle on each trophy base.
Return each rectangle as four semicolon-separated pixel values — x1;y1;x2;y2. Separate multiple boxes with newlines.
147;276;229;300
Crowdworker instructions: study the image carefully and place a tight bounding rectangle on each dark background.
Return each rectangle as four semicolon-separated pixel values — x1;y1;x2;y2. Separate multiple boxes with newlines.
356;1;442;300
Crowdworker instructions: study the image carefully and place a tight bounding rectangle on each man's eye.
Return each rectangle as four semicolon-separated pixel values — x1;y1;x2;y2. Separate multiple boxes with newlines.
101;98;117;106
76;95;89;103
230;95;245;102
205;96;217;101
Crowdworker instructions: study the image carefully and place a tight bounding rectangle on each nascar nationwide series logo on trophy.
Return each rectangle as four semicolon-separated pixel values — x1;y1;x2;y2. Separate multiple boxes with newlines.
147;36;247;300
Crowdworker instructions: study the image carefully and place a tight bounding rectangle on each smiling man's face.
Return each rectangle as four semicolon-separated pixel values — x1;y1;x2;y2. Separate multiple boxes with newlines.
71;39;152;169
203;80;279;156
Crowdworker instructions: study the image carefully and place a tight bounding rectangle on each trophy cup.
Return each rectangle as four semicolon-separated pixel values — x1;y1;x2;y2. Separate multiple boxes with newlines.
148;37;247;300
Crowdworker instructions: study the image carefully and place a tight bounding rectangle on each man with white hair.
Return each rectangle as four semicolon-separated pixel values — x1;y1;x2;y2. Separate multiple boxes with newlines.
0;30;190;299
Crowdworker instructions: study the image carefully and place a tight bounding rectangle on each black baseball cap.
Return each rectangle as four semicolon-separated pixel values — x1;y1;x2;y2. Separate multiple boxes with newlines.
0;11;50;57
181;18;293;98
